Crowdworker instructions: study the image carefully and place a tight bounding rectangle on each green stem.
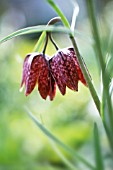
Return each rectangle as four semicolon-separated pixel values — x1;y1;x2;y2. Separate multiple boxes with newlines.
104;122;113;155
86;0;113;135
70;35;101;113
94;123;104;170
101;90;113;155
47;0;70;28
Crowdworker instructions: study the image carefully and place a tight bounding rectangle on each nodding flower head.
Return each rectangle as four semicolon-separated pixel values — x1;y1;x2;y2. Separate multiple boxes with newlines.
49;47;87;95
20;48;88;100
20;53;56;100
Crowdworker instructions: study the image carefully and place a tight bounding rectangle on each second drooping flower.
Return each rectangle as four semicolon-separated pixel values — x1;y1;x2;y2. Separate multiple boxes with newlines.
49;47;87;96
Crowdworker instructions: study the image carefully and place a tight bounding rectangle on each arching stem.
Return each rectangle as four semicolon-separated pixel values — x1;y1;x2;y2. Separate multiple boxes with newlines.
42;17;61;53
49;33;59;50
42;33;49;54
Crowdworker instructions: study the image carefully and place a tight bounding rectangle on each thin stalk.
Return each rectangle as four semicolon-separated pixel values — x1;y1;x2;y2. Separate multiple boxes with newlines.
104;122;113;155
33;17;61;53
86;0;113;134
42;32;59;54
101;90;113;154
94;123;104;170
49;33;59;50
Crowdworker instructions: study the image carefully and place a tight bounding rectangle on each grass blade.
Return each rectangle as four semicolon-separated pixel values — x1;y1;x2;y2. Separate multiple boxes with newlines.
48;140;76;170
94;123;104;170
0;24;93;45
86;0;113;152
26;108;95;170
70;0;79;31
0;25;72;44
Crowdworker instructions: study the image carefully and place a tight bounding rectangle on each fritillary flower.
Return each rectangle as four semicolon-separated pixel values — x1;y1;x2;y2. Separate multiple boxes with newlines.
20;53;56;100
49;47;87;95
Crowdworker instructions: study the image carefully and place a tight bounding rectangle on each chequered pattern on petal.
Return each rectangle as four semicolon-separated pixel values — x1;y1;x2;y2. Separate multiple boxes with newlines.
59;50;78;91
21;54;48;96
38;57;50;100
21;53;56;100
68;48;87;86
26;54;45;96
20;54;30;88
50;49;79;95
49;53;66;95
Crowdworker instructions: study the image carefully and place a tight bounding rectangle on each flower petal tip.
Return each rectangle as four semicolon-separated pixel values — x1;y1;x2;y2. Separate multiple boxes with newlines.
19;86;24;93
25;92;29;97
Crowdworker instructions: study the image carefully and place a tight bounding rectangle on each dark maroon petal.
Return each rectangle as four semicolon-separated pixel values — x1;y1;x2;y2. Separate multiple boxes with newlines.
38;57;50;100
49;53;66;95
59;50;78;91
50;49;79;94
20;54;30;88
68;48;87;86
25;54;43;96
49;74;56;101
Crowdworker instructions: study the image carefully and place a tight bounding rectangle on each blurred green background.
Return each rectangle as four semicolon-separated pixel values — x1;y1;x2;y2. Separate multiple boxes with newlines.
0;0;113;170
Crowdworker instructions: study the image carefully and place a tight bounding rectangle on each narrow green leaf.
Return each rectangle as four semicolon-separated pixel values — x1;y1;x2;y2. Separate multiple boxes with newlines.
26;108;95;170
0;25;72;44
48;140;76;170
101;86;113;153
94;123;104;170
106;56;113;79
70;0;79;31
0;25;92;45
33;31;46;52
47;0;70;28
86;0;113;150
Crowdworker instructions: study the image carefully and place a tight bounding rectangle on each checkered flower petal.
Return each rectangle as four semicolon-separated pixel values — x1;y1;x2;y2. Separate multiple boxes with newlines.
21;53;40;95
38;57;50;100
58;49;79;91
49;53;66;95
49;47;88;96
20;54;30;88
68;48;87;86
